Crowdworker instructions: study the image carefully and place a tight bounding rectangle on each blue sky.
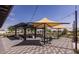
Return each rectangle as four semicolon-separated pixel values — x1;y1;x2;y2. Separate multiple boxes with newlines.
2;5;79;30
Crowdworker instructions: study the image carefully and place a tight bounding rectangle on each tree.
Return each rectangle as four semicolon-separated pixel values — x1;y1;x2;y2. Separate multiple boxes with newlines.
8;26;14;32
62;28;68;35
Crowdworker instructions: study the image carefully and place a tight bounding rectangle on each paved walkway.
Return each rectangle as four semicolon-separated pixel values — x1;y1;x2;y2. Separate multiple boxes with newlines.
1;37;74;54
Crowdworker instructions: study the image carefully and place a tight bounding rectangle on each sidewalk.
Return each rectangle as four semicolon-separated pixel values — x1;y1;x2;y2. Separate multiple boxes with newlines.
0;37;5;53
0;37;22;53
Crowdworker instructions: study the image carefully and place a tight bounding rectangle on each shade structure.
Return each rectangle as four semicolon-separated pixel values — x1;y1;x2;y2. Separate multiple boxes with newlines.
0;5;13;28
32;17;61;44
12;22;33;28
33;18;60;28
53;25;65;29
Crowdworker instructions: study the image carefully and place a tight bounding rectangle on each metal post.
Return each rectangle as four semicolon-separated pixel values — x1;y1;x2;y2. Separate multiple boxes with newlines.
57;28;59;39
44;23;46;44
31;28;33;38
34;27;36;38
24;27;26;40
75;6;78;51
15;28;17;36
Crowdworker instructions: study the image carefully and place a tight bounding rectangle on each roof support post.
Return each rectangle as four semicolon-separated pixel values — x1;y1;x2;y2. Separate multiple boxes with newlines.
57;28;60;39
43;23;46;45
24;27;26;40
15;28;17;37
34;27;37;38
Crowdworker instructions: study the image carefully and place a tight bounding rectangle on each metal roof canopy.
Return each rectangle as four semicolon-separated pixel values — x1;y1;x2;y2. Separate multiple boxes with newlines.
12;22;33;28
0;5;13;28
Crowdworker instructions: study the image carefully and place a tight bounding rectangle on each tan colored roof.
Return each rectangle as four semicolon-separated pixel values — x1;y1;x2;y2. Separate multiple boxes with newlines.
36;18;56;23
53;25;65;29
33;18;60;28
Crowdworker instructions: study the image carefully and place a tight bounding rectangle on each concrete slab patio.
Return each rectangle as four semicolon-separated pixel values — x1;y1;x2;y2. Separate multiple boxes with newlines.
0;37;75;54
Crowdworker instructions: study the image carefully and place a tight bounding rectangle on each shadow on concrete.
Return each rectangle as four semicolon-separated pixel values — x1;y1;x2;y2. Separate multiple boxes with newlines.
7;35;22;40
12;40;42;46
